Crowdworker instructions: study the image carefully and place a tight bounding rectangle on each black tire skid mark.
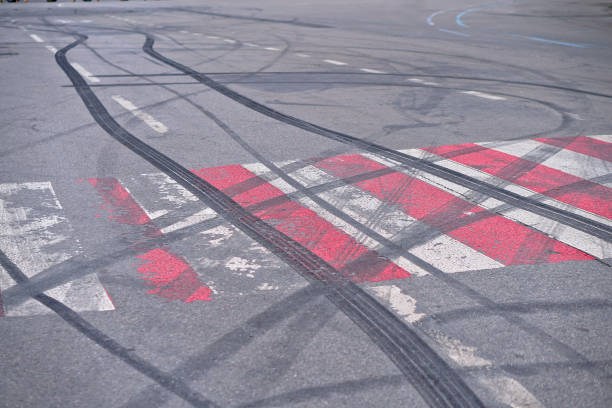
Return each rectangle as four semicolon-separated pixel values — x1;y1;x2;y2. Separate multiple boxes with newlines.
0;249;220;408
142;37;612;244
54;35;485;408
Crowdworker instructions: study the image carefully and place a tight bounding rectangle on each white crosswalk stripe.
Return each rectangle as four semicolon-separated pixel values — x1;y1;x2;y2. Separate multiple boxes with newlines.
0;182;114;316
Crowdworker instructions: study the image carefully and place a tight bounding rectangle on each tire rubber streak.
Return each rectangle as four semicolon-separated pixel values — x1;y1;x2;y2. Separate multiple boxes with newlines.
141;36;611;243
316;154;592;265
423;143;611;219
0;249;218;408
534;136;612;163
194;164;410;283
58;36;484;408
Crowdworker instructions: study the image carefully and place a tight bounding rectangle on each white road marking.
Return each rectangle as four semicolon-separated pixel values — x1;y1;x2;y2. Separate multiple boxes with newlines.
45;45;58;54
370;284;544;408
160;209;217;234
461;90;507;101
264;47;281;51
180;30;189;34
324;59;348;66
206;35;220;39
588;134;612;144
481;139;612;183
371;285;425;323
360;68;386;74
244;43;259;47
29;34;44;43
71;62;100;83
111;95;169;134
406;148;612;227
478;376;545;408
408;78;439;86
0;182;114;316
257;282;280;291
223;39;236;44
368;152;612;260
296;53;310;58
244;162;504;275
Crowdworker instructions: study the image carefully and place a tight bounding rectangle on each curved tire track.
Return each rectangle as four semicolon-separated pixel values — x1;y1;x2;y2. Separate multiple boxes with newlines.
142;36;612;245
55;34;485;408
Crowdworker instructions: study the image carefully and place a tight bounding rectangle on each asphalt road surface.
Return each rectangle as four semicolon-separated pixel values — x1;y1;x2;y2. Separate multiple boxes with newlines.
1;1;611;407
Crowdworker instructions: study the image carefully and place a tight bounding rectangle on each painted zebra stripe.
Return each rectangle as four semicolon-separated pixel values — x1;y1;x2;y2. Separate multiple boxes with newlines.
0;182;114;316
86;178;212;303
535;136;612;162
315;154;592;265
479;139;612;185
244;162;505;275
364;153;611;261
423;143;612;219
401;148;612;228
193;164;411;283
588;135;612;144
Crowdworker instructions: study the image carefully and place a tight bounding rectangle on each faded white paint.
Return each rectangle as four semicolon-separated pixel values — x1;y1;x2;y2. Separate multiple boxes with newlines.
244;162;504;275
111;95;168;134
588;134;612;143
461;91;507;101
482;139;612;183
29;34;44;43
365;152;612;260
404;148;612;228
0;182;114;316
71;62;100;83
360;68;386;74
323;59;347;66
371;285;424;323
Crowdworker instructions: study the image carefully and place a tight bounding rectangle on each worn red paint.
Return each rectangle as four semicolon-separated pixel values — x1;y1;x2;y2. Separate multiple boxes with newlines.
86;178;151;225
316;154;593;265
423;143;611;219
137;248;212;302
86;178;212;303
193;165;411;283
535;136;612;162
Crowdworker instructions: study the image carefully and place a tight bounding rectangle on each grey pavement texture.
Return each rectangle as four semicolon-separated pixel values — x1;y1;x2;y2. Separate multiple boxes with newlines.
0;1;611;407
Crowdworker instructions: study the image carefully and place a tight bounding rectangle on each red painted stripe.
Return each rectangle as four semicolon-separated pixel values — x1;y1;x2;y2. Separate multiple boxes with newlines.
86;178;213;302
316;154;592;265
423;143;612;219
535;136;612;162
137;248;212;303
193;165;411;283
86;178;152;226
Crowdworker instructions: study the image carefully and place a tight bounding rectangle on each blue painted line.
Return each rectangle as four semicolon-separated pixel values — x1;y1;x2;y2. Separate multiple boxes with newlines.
427;10;447;26
456;8;478;27
439;28;471;37
512;34;589;48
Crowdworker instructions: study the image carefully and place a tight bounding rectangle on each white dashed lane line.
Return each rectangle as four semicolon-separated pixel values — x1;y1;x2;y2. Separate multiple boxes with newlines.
295;53;310;58
360;68;386;74
264;47;281;51
70;63;100;83
461;90;507;100
223;39;236;44
111;95;169;134
323;59;348;66
244;43;259;47
29;34;44;43
45;45;58;54
408;78;439;86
